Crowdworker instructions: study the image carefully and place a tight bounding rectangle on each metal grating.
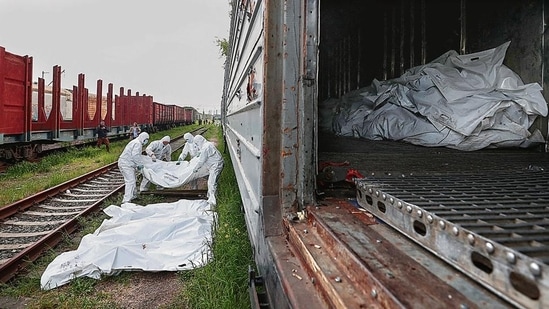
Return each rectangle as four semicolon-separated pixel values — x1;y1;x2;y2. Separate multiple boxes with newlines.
355;169;549;309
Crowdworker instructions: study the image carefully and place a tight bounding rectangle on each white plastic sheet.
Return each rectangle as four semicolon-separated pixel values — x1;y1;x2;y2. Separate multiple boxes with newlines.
41;199;214;290
322;41;548;151
141;155;210;188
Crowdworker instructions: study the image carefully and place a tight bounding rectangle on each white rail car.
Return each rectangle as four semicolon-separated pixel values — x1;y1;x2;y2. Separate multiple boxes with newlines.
222;1;549;308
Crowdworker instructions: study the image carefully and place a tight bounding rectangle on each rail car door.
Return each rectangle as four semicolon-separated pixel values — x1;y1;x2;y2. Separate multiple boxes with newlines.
222;0;320;308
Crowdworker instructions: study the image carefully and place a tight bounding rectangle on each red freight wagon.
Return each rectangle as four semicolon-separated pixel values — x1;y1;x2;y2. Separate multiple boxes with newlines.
183;107;195;125
182;107;189;124
174;105;185;124
153;101;168;128
118;92;153;127
135;95;154;126
166;104;175;125
0;47;32;144
1;46;191;161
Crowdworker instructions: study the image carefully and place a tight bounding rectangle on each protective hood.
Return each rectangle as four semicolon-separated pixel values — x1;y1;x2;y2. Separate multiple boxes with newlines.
161;136;171;143
137;132;150;145
193;135;206;149
183;133;194;143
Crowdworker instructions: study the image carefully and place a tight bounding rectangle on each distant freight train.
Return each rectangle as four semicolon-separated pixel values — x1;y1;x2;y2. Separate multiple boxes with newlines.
0;46;199;161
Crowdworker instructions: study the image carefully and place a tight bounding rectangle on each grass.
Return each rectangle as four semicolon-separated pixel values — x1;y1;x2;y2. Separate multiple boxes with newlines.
0;124;203;206
179;128;254;309
0;211;124;308
0;123;254;309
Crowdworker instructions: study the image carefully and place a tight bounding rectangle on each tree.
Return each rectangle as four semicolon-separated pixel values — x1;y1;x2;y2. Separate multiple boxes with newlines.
215;37;229;58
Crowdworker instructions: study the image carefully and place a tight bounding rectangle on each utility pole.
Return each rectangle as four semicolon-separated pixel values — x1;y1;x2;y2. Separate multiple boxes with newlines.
47;69;64;87
41;71;49;87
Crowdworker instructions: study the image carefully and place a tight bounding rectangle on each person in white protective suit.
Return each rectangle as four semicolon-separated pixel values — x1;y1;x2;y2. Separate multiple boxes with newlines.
139;135;172;192
192;135;224;206
177;132;199;161
146;135;172;162
177;132;200;189
118;132;149;204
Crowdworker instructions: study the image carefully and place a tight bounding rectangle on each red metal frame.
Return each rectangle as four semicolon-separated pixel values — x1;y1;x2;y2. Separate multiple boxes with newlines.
0;47;33;140
1;45;185;151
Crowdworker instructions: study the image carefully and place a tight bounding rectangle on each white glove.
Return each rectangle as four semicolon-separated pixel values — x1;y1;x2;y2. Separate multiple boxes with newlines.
151;154;156;162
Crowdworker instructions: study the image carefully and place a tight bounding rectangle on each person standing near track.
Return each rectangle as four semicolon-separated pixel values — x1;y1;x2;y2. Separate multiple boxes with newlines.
177;132;199;161
139;135;172;192
129;122;141;139
118;132;149;204
177;132;200;189
96;120;110;152
192;134;224;206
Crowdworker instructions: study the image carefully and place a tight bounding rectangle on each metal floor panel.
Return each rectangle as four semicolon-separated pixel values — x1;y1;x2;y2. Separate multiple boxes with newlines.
358;170;549;259
318;133;549;309
355;172;549;309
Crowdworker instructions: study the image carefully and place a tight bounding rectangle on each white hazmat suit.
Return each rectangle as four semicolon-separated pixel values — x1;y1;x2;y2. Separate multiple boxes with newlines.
146;136;172;162
118;132;149;203
178;132;199;161
193;135;224;206
178;132;200;189
140;136;171;192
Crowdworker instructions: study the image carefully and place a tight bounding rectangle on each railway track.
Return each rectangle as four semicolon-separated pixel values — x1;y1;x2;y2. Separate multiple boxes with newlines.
0;163;124;283
0;126;210;283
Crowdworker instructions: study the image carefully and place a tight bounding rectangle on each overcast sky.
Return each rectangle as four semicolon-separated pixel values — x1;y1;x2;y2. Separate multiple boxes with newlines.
0;0;230;114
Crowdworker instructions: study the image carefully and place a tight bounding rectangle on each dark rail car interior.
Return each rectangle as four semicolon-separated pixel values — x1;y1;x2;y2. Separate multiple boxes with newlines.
315;1;548;308
319;0;546;106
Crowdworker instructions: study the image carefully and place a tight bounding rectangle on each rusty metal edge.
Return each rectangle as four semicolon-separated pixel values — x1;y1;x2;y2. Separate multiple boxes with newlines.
284;206;406;308
267;234;330;309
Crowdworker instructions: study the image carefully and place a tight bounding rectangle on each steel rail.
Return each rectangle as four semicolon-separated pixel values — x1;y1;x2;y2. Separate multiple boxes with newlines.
0;163;123;283
0;163;118;220
0;126;210;283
